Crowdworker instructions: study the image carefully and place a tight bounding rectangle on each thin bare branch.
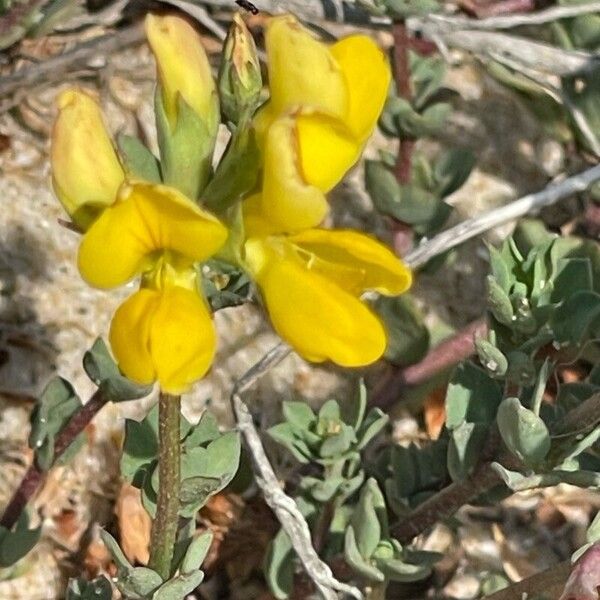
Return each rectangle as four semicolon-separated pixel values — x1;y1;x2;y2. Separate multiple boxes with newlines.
404;164;600;269
156;0;228;40
231;344;363;600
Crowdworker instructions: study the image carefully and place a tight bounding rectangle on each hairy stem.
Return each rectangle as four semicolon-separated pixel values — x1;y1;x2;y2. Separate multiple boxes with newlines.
0;388;108;530
149;392;181;580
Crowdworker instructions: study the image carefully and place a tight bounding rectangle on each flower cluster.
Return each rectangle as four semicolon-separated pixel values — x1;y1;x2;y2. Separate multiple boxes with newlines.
51;12;412;393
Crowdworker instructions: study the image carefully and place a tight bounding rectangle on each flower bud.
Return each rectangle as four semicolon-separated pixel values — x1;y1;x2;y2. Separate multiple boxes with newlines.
51;89;124;230
145;13;219;135
218;13;262;124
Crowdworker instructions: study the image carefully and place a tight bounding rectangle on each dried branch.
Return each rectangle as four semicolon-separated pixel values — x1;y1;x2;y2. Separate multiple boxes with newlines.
0;388;109;530
0;23;145;111
404;164;600;269
231;344;363;600
157;0;228;39
483;559;571;600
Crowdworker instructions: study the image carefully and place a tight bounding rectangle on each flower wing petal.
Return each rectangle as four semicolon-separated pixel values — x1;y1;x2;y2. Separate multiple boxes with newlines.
78;182;228;289
245;238;387;366
289;228;412;295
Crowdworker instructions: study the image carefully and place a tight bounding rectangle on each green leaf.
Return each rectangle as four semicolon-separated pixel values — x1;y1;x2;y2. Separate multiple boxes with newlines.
356;409;389;450
497;397;551;467
152;571;205;600
487;276;514;324
344;527;385;583
180;531;213;574
200;432;241;484
282;401;315;431
264;529;295;599
83;338;152;402
379;556;432;582
445;363;502;429
447;422;487;481
344;379;368;430
0;511;42;568
351;481;383;559
179;477;222;517
365;159;401;213
66;576;113;600
120;411;159;485
117;134;161;183
551;291;600;344
487;244;513;293
475;338;508;378
202;124;260;213
155;90;213;200
433;148;475;197
318;398;341;422
551;258;594;302
183;410;221;449
268;423;311;463
29;377;82;471
587;511;600;544
374;295;430;367
319;424;356;459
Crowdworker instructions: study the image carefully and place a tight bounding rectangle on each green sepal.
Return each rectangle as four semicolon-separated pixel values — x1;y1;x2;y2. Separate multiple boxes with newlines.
202;122;260;214
155;89;214;201
117;134;161;183
83;338;152;402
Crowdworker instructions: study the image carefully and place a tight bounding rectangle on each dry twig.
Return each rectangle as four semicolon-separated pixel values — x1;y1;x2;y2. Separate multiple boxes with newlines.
231;344;363;600
404;163;600;269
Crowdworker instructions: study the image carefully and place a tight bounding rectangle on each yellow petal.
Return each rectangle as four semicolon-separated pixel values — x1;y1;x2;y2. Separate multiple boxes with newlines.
256;116;328;235
296;113;360;192
109;285;216;394
78;181;228;289
245;237;387;366
51;88;124;229
288;228;412;295
264;15;347;118
331;35;391;142
145;13;218;132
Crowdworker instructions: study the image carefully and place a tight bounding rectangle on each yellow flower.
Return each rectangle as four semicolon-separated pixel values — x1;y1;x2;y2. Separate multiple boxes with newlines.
79;181;228;393
244;229;412;366
240;15;409;367
145;13;218;135
247;15;391;236
51;87;228;393
51;89;124;230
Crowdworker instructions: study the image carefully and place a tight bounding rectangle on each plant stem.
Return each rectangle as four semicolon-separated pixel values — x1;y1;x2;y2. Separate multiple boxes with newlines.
483;560;571;600
149;392;181;580
0;388;108;530
371;318;488;410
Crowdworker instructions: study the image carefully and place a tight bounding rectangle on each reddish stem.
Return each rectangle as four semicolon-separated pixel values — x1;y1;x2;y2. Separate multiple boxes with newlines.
371;318;488;410
0;389;108;530
392;20;414;186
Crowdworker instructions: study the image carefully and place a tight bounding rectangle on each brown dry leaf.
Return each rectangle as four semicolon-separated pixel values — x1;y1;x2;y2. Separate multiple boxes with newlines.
116;483;151;565
84;535;116;579
51;508;87;551
424;387;447;440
